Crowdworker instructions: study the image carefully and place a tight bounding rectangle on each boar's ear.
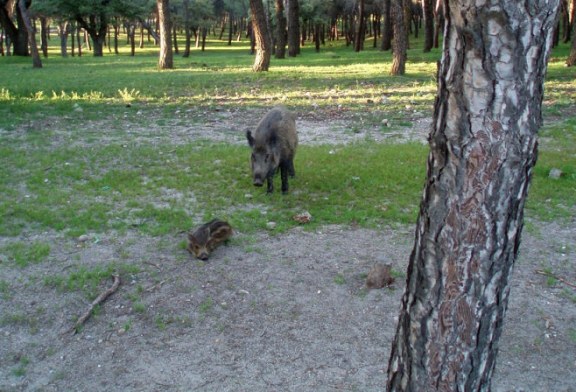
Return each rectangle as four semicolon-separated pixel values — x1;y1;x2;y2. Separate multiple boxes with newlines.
246;130;254;147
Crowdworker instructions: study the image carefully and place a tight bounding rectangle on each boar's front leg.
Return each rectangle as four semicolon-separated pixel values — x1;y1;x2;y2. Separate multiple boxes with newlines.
280;162;289;194
266;173;274;193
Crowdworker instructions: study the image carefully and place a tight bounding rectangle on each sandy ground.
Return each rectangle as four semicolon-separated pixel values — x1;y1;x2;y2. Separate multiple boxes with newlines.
1;107;575;391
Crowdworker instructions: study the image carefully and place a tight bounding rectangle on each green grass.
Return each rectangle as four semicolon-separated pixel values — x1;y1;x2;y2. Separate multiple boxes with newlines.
527;117;576;221
0;136;427;236
0;35;574;239
12;356;30;377
0;242;51;267
44;263;139;299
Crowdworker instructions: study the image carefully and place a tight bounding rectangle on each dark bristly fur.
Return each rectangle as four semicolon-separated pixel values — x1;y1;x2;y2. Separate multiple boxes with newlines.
246;106;298;194
187;219;233;260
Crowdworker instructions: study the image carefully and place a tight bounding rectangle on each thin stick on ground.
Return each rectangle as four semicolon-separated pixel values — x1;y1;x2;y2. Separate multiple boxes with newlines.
68;274;121;334
535;269;576;289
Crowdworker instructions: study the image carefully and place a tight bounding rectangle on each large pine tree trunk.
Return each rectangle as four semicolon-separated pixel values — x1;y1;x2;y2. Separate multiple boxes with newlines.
249;0;272;72
157;0;173;69
386;1;560;390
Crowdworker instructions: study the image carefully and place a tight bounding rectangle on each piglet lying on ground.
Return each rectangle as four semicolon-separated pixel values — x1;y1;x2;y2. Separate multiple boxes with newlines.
187;219;233;261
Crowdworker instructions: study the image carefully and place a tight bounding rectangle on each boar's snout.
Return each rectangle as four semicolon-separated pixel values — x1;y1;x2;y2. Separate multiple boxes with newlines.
198;251;210;261
253;175;264;187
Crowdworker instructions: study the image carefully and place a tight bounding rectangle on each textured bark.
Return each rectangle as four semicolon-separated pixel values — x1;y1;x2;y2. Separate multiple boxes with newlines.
287;0;299;57
390;0;407;75
387;1;560;391
250;0;272;72
157;0;173;69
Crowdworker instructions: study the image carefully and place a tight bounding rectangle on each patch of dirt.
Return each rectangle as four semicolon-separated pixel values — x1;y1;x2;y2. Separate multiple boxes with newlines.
1;110;575;391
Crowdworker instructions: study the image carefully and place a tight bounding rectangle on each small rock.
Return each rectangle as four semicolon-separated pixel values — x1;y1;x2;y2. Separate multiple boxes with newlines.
293;211;312;224
78;234;91;243
548;168;563;179
266;221;277;230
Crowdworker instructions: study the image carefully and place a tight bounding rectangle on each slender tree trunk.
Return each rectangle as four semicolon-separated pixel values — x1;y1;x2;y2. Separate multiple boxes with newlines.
157;0;173;69
381;0;392;51
314;22;321;52
40;17;49;57
172;24;179;54
201;27;207;51
386;1;560;390
567;0;576;65
422;0;433;52
18;0;41;67
390;0;407;75
128;24;136;56
250;0;272;71
433;0;443;48
287;0;300;57
58;21;69;57
227;12;234;45
0;27;4;56
183;0;191;57
354;0;365;52
275;0;287;58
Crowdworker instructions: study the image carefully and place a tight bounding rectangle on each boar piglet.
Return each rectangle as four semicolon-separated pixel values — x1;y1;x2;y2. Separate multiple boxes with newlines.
187;219;233;261
246;106;298;194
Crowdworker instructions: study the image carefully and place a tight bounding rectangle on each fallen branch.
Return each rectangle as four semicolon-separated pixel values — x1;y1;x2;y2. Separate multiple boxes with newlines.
68;274;121;334
535;269;576;289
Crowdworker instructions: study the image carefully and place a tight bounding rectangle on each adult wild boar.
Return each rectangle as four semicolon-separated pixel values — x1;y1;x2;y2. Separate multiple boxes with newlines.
246;106;298;194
